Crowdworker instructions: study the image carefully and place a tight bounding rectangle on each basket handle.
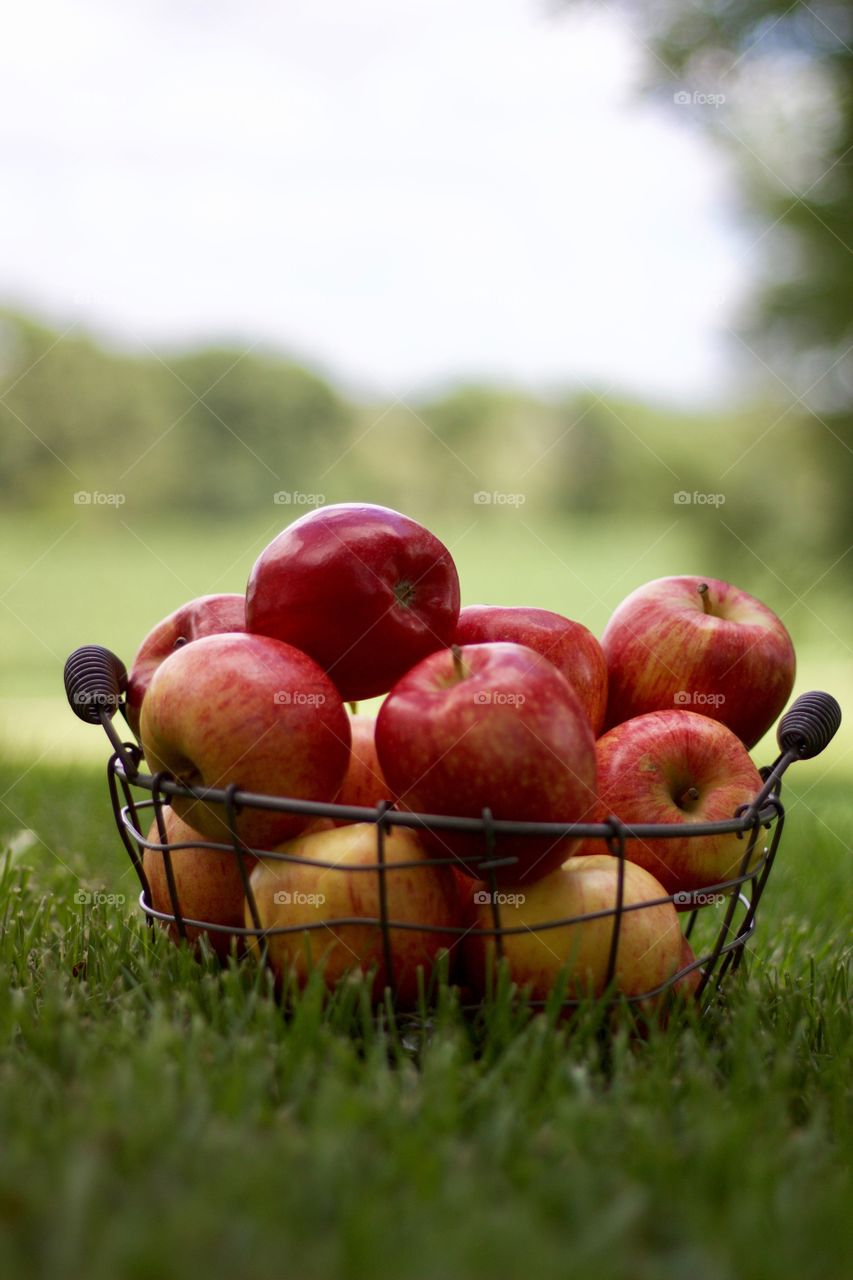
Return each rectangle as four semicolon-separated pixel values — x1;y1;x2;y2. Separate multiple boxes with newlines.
776;690;841;760
64;645;128;724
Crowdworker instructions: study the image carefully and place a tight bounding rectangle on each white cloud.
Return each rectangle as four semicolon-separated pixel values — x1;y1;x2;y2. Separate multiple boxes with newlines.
0;0;747;403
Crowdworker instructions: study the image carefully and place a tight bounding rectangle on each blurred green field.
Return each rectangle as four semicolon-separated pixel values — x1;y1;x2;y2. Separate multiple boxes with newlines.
2;509;851;780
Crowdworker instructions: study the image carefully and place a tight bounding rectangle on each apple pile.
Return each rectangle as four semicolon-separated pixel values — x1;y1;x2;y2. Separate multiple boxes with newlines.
128;503;795;1005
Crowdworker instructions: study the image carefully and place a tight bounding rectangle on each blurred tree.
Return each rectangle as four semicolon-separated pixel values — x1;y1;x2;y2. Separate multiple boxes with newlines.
0;314;351;518
601;0;853;556
546;395;621;515
168;348;352;514
0;311;175;508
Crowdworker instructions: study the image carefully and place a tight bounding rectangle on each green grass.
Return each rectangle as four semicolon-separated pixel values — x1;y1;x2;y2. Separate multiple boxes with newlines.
1;506;851;1277
1;761;851;1280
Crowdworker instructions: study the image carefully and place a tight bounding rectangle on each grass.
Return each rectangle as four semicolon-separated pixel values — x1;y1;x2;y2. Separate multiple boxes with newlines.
0;759;851;1280
1;506;851;1276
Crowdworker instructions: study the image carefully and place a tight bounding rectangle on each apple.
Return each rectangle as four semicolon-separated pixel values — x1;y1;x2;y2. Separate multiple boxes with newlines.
375;642;597;885
246;822;463;1004
464;854;682;1002
246;503;461;701
672;934;702;1001
142;807;335;961
579;709;764;903
601;575;795;747
126;593;246;736
650;935;703;1028
140;633;351;849
454;604;607;734
143;806;255;960
332;715;395;823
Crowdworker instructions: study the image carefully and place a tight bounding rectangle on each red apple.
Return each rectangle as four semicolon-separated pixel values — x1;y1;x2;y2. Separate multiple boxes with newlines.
464;854;682;1003
332;715;395;823
139;633;351;849
246;503;461;701
143;807;255;960
455;604;607;734
579;709;764;903
601;575;795;747
375;642;597;885
126;593;246;736
246;822;463;1005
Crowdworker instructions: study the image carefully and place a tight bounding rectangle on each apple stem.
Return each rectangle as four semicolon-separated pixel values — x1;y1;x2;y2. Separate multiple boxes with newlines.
678;785;701;807
698;583;713;615
451;644;470;681
348;702;358;715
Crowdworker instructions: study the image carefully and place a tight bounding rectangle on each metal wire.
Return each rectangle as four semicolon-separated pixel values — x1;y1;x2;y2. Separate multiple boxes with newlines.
72;643;840;1013
112;755;777;1012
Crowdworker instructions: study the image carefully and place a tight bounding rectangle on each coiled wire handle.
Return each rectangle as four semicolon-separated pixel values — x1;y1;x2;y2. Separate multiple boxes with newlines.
776;691;842;759
64;645;128;723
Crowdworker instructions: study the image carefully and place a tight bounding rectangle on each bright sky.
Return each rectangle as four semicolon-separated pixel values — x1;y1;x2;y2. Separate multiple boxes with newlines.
0;0;746;403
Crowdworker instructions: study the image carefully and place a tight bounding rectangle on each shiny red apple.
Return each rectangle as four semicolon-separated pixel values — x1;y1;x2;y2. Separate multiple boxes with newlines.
579;709;764;903
602;575;795;747
246;503;460;701
126;593;246;736
140;633;351;849
375;642;597;885
455;604;607;734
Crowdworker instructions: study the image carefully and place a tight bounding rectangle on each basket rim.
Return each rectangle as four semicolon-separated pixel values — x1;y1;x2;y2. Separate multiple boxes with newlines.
111;753;783;841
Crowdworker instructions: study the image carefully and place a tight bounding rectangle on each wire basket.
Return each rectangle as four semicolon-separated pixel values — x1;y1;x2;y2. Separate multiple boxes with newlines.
64;644;842;1015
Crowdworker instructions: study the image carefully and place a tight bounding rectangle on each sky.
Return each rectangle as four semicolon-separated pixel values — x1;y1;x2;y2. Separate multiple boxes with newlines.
0;0;747;404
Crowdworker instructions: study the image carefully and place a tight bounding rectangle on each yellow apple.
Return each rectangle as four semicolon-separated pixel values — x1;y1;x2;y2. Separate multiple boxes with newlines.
465;853;682;1003
143;807;255;960
246;822;462;1004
